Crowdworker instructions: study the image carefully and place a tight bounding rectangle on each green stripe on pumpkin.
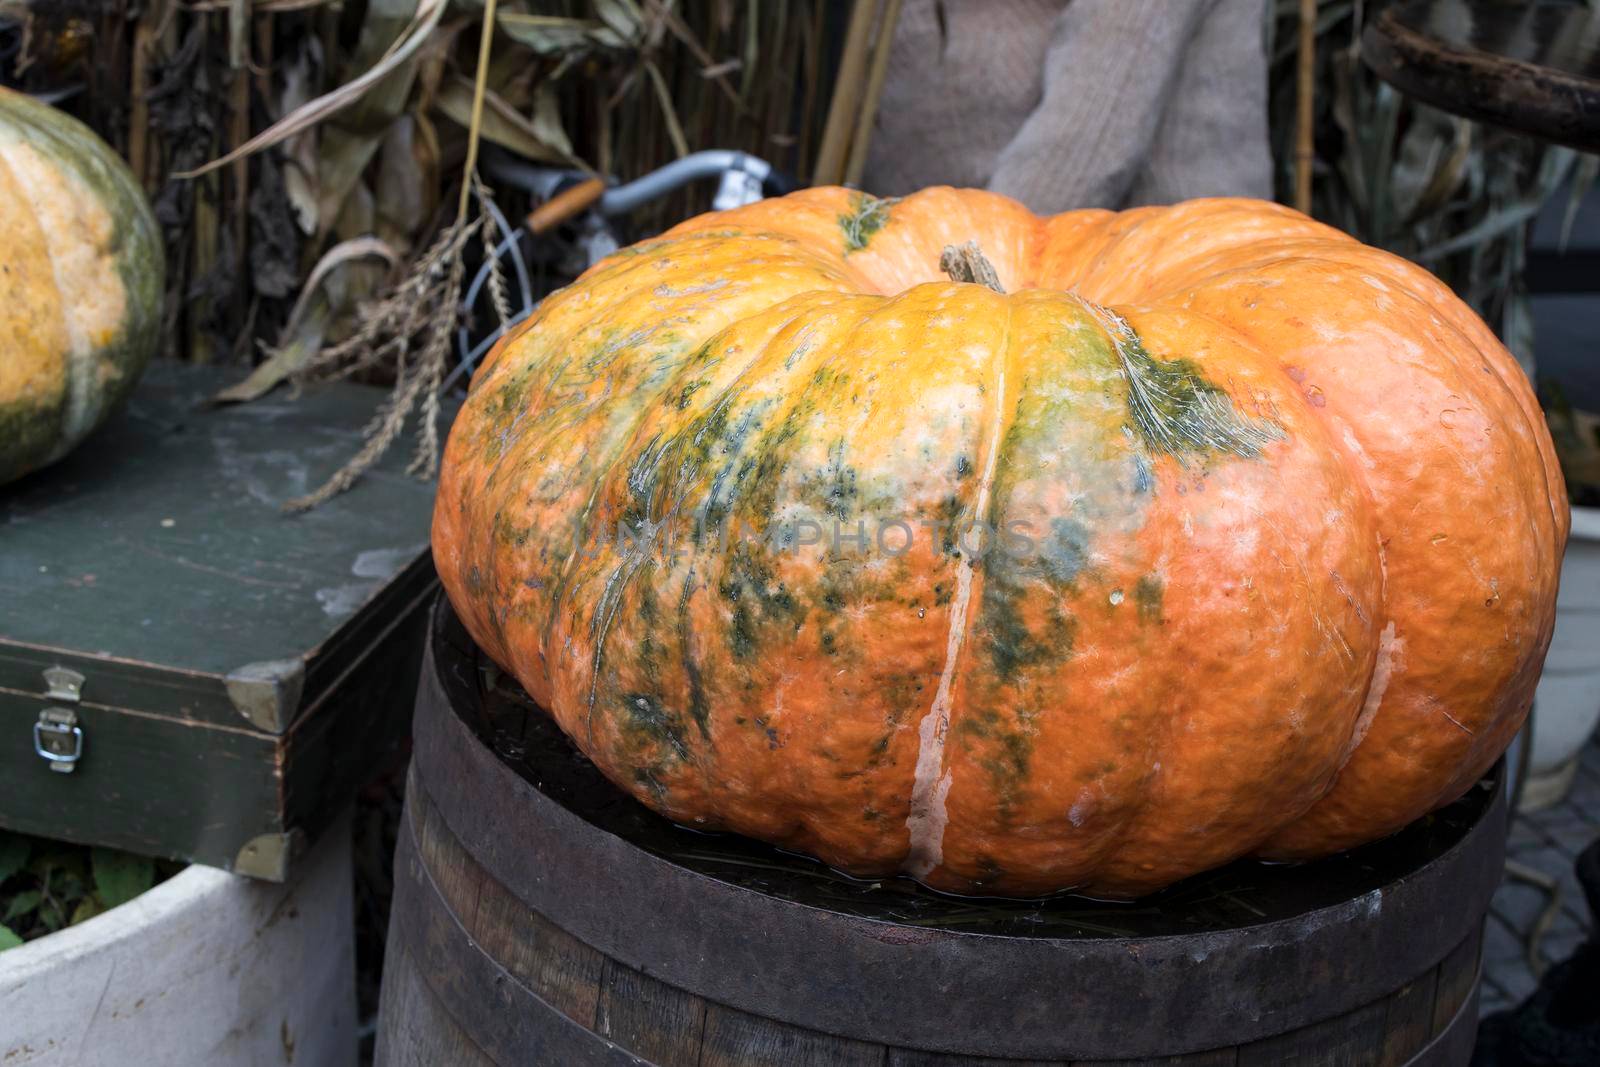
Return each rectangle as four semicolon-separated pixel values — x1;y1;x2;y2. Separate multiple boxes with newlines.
838;193;897;254
1089;303;1284;462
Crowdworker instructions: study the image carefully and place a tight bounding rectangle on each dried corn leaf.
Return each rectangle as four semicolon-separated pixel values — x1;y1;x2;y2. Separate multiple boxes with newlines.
1402;115;1472;226
213;236;398;404
187;0;341;10
375;116;433;242
495;13;632;56
316;128;389;237
1417;147;1577;262
434;76;572;164
1543;382;1600;497
530;82;575;159
277;41;324;234
213;330;327;405
310;2;452;236
179;0;446;178
594;0;646;42
644;60;689;159
1560;155;1599;250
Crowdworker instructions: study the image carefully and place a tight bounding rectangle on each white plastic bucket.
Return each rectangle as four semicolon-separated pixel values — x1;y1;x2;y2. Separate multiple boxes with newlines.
1526;506;1600;810
0;814;355;1066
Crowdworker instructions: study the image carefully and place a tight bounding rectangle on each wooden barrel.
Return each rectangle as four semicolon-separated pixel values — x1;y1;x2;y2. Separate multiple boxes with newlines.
376;598;1506;1066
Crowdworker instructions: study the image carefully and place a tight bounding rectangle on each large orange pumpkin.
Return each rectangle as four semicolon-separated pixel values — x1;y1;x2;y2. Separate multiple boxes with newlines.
434;188;1567;898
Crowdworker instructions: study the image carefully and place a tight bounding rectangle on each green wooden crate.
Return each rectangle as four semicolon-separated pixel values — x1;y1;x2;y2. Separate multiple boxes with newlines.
0;362;451;879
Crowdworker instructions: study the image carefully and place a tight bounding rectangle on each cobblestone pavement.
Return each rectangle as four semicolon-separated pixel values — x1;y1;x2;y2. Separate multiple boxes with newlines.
1481;736;1600;1016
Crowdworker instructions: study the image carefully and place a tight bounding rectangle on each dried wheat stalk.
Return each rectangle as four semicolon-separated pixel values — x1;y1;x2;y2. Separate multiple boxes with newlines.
284;0;503;511
280;208;473;510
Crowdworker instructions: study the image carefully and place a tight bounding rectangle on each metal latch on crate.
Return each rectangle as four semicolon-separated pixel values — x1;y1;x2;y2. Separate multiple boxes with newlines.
34;666;86;773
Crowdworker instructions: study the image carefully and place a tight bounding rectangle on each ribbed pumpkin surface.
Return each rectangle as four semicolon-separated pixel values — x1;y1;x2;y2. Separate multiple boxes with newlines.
435;188;1566;897
0;87;163;485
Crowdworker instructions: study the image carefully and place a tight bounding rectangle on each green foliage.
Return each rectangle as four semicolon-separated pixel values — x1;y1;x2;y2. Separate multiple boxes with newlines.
1540;378;1600;506
3;890;41;923
0;830;180;952
0;833;27;883
92;849;157;910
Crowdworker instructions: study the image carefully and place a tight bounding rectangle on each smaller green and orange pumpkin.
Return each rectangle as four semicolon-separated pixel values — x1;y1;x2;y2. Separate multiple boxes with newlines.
1;86;163;486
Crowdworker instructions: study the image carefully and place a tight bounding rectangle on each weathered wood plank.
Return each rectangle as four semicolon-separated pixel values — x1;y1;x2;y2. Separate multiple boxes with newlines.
1235;993;1392;1067
699;1002;887;1067
1431;927;1483;1034
1074;1049;1239;1067
409;780;486;935
375;943;495;1067
887;1048;1059;1066
410;769;608;1026
1378;964;1440;1066
594;958;707;1067
390;808;651;1066
475;869;607;1026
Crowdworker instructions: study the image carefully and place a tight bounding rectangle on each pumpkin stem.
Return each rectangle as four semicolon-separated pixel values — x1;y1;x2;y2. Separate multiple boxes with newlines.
940;242;1005;293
